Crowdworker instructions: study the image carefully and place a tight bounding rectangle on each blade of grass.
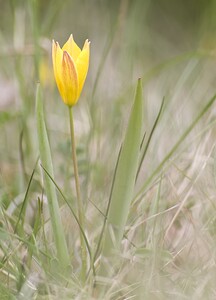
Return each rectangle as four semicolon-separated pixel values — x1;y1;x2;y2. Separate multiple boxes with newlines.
91;1;122;100
26;198;43;270
134;93;216;205
93;145;122;265
146;176;162;244
29;0;40;79
100;79;143;269
14;157;39;234
36;84;70;269
214;145;216;188
40;164;94;277
0;226;51;268
19;129;27;188
136;97;165;180
142;50;207;84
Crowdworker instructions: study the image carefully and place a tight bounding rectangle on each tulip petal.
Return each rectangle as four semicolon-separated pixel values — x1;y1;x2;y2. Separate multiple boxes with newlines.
76;40;90;98
61;51;78;106
52;35;90;106
52;41;64;100
52;40;58;80
62;34;81;62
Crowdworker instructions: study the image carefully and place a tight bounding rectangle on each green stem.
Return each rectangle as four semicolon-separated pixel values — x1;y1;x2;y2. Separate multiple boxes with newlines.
68;106;86;282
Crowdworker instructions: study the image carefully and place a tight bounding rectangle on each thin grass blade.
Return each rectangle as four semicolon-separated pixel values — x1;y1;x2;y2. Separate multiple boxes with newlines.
14;157;39;234
134;93;216;204
136;97;165;179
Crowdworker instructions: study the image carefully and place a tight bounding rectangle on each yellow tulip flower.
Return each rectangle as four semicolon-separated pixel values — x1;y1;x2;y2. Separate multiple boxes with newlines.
52;34;90;106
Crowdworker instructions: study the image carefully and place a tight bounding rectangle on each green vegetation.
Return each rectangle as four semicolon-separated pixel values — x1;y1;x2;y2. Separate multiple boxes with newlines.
1;0;216;299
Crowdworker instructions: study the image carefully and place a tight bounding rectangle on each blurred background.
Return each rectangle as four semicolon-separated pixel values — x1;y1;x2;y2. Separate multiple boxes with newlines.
2;0;216;298
1;0;216;240
1;0;216;191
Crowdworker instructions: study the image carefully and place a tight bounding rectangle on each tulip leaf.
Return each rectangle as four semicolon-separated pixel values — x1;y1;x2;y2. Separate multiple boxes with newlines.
101;79;143;260
36;84;70;269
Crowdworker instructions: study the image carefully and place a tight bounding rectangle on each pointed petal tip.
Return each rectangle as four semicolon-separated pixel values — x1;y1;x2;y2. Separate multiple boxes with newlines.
68;34;73;42
52;39;59;46
83;39;90;50
52;41;61;50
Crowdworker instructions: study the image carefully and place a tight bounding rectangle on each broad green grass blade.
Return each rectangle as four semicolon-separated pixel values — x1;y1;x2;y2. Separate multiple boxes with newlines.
36;84;70;269
101;79;143;261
